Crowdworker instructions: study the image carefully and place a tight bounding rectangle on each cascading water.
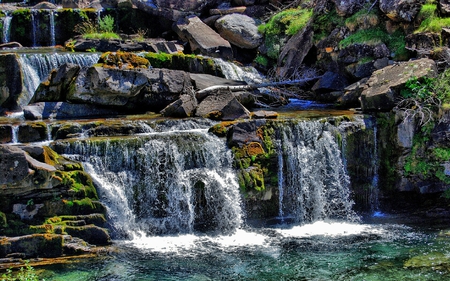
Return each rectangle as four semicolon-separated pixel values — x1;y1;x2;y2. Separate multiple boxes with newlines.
2;13;12;43
17;52;100;106
213;58;265;84
53;120;243;238
49;10;56;46
31;10;38;47
276;120;357;223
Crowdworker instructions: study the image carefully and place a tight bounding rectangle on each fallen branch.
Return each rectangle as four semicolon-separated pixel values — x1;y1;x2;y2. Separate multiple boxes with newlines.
196;76;321;97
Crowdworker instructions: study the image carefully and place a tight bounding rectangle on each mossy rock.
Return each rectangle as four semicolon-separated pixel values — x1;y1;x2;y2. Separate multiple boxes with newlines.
98;51;150;69
144;52;221;76
64;225;111;245
9;233;64;258
56;170;98;199
404;251;450;271
54;123;83;140
209;121;237;137
0;211;7;228
17;122;48;143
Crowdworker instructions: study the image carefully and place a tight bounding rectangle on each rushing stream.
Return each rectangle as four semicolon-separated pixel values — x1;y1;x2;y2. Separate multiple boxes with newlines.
39;118;450;280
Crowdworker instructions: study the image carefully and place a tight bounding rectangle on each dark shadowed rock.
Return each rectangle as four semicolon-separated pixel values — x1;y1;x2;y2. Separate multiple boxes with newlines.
277;23;314;78
0;54;26;111
24;102;121;120
173;15;233;59
0;125;12;143
227;120;261;147
190;73;247;99
312;71;349;94
64;225;111;246
215;14;262;49
195;89;250;120
17;122;48;143
405;33;440;55
439;0;450;16
360;58;438;111
7;234;63;258
334;0;366;16
337;78;368;108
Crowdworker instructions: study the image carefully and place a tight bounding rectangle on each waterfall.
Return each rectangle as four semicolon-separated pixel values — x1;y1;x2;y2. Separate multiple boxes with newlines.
17;52;100;106
213;58;265;84
49;10;56;46
276;120;357;223
2;13;12;43
370;125;380;213
52;121;243;238
31;10;38;47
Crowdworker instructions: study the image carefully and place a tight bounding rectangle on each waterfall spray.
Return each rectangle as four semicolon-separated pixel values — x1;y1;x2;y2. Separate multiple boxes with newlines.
49;10;56;46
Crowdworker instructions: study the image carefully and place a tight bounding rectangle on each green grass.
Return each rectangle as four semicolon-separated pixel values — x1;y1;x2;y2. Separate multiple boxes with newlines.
415;3;450;33
83;32;121;40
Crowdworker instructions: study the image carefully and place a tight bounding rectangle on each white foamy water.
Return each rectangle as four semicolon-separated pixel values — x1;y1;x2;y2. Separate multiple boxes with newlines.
276;221;385;238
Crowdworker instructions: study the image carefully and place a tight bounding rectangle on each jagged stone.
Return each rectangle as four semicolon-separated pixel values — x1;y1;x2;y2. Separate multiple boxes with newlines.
32;63;81;103
215;14;262;49
277;23;314;78
337;78;368;108
312;71;349;94
333;0;366;16
160;93;198;118
379;0;422;22
227;121;261;147
439;0;450;16
360;58;438;111
173;15;233;59
405;33;440;55
195;89;250;120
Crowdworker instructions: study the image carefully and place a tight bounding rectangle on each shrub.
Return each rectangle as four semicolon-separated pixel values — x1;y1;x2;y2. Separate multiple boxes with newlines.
1;261;39;281
99;14;115;33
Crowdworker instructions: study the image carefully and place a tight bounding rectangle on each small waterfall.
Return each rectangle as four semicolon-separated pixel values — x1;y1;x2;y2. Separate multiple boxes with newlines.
213;58;265;84
370;125;380;213
11;125;18;143
17;52;100;106
31;10;38;47
276;139;284;218
49;10;56;46
53;122;243;238
2;13;12;43
276;121;357;223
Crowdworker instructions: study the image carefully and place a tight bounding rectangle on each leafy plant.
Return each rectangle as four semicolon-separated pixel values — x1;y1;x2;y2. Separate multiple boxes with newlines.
1;261;40;281
98;15;115;33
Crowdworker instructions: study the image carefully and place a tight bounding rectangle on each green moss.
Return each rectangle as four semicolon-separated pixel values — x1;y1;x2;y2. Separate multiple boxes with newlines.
57;170;98;199
344;6;379;32
0;211;7;228
405;251;450;270
312;7;344;42
416;3;450;33
258;7;313;59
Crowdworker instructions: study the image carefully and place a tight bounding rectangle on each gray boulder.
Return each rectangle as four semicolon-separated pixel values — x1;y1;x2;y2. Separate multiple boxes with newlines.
173;15;233;59
68;67;148;106
0;54;26;111
333;0;366;16
215;14;262;49
360;58;438;111
195;89;250;120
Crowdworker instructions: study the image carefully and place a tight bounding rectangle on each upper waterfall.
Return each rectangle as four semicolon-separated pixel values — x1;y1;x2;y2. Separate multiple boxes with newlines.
17;52;100;106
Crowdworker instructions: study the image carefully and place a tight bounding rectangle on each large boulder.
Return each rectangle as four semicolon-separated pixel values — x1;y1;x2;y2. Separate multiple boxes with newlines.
360;58;438;111
173;15;233;59
67;67;149;106
160;93;198;117
214;14;262;49
333;0;366;16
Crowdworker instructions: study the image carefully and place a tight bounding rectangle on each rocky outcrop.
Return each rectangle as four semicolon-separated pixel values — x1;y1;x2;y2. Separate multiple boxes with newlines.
33;66;193;113
214;14;262;49
68;38;183;53
24;102;121;120
173;15;233;59
360;58;438;111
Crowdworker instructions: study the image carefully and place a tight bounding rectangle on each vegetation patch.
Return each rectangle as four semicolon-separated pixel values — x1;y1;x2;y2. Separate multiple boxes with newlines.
415;2;450;33
258;7;313;59
98;51;150;69
74;14;121;40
